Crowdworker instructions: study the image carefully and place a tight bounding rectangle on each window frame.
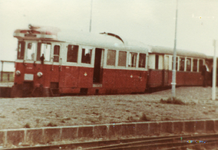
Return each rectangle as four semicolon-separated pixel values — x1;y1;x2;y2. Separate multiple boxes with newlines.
128;52;138;68
67;44;79;63
186;57;192;72
81;47;92;64
179;57;185;71
138;53;146;68
193;58;198;72
106;49;116;66
118;50;127;67
25;41;38;61
53;44;60;63
17;41;25;60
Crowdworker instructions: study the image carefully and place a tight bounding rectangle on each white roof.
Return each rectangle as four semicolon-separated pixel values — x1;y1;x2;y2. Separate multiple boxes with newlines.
149;46;207;59
58;30;149;53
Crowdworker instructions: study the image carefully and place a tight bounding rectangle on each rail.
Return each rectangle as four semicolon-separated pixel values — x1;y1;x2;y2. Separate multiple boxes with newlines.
2;133;218;150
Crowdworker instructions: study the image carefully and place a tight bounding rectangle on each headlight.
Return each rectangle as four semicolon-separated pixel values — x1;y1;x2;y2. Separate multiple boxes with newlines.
37;72;43;78
15;70;21;76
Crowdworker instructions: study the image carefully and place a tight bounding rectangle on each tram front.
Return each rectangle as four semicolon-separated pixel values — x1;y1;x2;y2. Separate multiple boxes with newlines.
11;25;60;97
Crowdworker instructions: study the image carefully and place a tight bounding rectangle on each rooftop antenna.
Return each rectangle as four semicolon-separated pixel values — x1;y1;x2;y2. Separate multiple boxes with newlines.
89;0;93;32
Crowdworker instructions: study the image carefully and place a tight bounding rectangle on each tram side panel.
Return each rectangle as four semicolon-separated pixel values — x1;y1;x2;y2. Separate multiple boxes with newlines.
102;69;147;94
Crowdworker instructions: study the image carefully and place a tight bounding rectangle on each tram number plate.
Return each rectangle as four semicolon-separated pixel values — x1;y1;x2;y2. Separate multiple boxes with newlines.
24;74;34;81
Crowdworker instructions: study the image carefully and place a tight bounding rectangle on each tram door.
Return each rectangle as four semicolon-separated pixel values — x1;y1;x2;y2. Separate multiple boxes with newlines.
93;48;103;83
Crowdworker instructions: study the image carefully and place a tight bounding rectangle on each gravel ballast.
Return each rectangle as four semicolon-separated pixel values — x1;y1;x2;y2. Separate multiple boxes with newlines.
0;86;217;129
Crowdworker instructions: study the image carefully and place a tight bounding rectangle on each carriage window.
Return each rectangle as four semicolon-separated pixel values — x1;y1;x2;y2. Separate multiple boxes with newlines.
107;50;116;66
179;58;185;71
53;45;60;62
172;57;178;70
199;59;203;72
129;52;137;67
67;45;78;62
139;53;146;68
155;55;159;69
186;58;191;71
39;43;51;61
118;51;127;67
26;42;36;60
82;48;92;64
17;41;25;59
193;59;197;72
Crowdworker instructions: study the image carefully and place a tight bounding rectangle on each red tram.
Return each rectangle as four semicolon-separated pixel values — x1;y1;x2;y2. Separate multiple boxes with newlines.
147;46;207;89
11;25;208;97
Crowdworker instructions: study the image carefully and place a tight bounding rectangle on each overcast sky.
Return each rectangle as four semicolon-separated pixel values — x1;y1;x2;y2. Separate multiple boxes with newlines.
1;0;218;67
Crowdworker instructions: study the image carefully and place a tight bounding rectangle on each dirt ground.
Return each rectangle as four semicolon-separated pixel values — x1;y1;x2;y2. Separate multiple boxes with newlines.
0;86;218;129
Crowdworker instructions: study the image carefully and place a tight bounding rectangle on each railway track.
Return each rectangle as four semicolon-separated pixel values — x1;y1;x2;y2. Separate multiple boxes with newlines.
3;133;218;150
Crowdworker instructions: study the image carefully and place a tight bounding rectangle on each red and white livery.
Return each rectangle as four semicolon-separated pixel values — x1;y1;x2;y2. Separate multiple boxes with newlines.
11;25;208;97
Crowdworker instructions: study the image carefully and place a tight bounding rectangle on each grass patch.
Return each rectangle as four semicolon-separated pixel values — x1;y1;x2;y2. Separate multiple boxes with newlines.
160;97;185;105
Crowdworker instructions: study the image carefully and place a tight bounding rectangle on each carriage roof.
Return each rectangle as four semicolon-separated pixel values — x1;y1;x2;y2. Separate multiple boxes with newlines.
58;30;150;53
149;46;207;59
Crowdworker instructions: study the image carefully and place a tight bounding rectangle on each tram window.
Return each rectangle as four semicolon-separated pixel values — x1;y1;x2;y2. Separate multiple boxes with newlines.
37;43;41;61
40;43;51;61
107;50;116;66
26;42;36;60
199;59;203;72
193;59;197;72
186;58;191;71
172;57;178;70
155;55;159;69
179;58;185;71
139;53;146;68
17;41;25;59
118;51;126;67
128;52;137;67
82;48;92;64
67;45;78;63
53;45;60;62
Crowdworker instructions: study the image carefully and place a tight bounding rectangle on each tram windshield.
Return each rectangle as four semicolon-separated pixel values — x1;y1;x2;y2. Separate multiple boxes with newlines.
26;42;36;60
39;43;51;61
16;41;51;62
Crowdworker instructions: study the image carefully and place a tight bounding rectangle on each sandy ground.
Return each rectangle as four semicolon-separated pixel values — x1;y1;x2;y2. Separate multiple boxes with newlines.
0;86;218;129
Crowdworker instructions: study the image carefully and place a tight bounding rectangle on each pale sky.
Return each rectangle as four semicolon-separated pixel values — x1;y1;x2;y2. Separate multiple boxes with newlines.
1;0;218;70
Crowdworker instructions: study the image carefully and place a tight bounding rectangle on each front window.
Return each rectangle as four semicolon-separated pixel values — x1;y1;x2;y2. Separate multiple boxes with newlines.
17;41;25;59
39;43;51;61
26;42;36;60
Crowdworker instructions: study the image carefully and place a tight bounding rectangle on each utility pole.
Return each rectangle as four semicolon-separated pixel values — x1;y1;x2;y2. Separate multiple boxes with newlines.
212;40;217;100
89;0;93;32
172;0;178;99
